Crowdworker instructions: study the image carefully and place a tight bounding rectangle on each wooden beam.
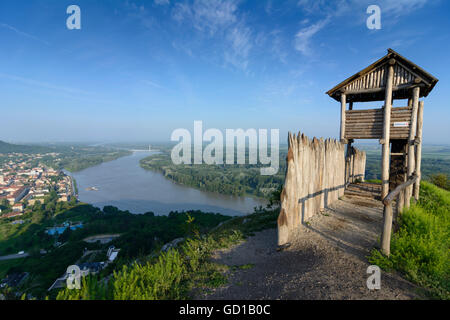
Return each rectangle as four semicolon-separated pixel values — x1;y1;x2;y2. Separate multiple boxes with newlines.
381;63;395;199
343;83;426;96
397;189;404;217
405;86;420;207
383;174;418;205
381;204;394;256
414;101;424;200
340;93;346;142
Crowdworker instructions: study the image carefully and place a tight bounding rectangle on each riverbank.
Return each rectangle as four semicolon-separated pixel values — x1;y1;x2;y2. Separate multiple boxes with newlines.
62;150;132;173
70;151;264;216
139;152;284;200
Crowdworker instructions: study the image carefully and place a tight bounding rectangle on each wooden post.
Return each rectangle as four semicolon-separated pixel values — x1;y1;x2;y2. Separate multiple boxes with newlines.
381;175;418;256
381;203;394;256
346;141;353;184
340;93;346;142
381;61;395;200
406;86;420;207
414;101;424;200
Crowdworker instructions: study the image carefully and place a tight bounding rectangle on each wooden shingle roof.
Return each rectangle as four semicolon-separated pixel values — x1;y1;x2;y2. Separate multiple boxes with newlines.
326;49;438;103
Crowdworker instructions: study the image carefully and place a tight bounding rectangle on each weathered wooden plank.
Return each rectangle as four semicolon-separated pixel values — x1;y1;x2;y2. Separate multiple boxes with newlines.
405;87;420;207
414;101;424;200
340;94;346;142
382;63;395;199
381;204;394;256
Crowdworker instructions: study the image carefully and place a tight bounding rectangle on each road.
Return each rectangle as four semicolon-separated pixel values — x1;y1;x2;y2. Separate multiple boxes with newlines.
0;253;29;261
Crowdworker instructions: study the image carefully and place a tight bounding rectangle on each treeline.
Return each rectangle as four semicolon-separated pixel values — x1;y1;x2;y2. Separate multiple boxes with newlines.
0;141;53;154
56;150;131;172
140;152;287;198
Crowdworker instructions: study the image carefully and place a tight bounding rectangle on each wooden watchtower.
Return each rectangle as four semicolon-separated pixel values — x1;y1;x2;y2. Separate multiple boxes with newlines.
326;49;438;255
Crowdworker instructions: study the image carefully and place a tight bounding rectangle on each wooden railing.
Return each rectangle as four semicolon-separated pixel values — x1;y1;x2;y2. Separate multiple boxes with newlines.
380;174;418;256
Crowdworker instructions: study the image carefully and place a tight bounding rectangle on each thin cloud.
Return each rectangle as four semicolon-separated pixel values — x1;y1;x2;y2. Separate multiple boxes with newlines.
142;80;164;89
225;24;252;70
374;0;431;17
172;0;254;71
294;0;432;56
0;73;92;96
298;0;431;17
154;0;170;5
0;23;49;46
172;0;239;35
294;18;329;56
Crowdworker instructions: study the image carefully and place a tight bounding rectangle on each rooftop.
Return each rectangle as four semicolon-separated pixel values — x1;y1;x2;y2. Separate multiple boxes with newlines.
326;49;439;103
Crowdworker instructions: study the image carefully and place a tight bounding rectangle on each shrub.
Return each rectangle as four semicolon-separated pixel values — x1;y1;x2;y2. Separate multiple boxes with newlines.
429;173;450;191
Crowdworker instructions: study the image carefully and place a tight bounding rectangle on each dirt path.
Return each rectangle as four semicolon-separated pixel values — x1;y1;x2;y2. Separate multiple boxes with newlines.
197;196;422;300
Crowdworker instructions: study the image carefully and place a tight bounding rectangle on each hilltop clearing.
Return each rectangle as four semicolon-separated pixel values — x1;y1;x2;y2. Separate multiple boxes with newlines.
197;196;421;300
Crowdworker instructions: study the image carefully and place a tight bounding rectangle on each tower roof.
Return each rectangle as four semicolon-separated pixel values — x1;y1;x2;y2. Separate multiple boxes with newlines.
326;49;438;103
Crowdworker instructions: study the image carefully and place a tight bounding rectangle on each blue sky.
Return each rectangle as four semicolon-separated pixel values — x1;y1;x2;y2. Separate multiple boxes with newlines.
0;0;449;144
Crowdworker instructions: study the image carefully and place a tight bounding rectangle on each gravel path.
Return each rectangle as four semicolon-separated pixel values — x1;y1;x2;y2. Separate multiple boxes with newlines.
197;196;422;300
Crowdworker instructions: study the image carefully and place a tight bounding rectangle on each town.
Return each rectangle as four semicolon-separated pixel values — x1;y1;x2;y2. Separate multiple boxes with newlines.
0;152;75;220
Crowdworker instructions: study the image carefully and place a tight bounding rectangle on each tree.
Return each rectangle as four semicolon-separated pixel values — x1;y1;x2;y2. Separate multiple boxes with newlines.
430;173;450;191
267;185;282;208
1;199;10;209
59;227;72;243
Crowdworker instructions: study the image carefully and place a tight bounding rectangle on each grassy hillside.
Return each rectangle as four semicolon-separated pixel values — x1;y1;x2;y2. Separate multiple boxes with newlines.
370;182;450;299
55;208;279;300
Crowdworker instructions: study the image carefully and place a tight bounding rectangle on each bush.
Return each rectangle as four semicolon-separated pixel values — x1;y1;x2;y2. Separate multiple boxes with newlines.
429;173;450;191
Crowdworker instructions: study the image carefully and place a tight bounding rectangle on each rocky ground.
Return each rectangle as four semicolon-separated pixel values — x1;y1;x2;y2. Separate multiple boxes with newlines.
197;196;422;300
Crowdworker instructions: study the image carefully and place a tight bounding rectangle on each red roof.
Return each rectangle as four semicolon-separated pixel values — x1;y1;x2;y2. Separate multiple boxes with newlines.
1;212;23;219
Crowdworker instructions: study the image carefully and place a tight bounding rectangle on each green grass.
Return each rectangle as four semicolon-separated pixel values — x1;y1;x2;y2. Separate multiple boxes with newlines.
365;179;382;184
369;181;450;299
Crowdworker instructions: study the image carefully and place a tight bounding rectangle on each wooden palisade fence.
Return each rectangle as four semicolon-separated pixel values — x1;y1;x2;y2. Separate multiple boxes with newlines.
277;133;366;246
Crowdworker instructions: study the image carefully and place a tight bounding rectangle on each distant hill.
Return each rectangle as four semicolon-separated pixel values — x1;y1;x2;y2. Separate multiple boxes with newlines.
0;140;52;154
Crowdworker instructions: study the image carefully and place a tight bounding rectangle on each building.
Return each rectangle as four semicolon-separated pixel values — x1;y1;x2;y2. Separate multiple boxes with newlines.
12;203;24;212
107;246;120;262
7;186;29;205
48;262;105;291
0;273;29;289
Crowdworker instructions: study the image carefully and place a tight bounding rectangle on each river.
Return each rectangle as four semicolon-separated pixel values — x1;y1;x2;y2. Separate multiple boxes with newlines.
70;151;266;216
